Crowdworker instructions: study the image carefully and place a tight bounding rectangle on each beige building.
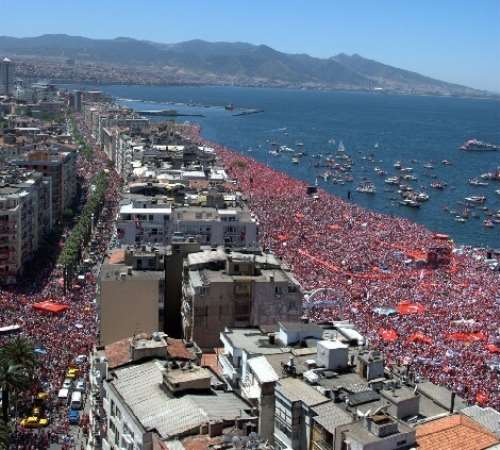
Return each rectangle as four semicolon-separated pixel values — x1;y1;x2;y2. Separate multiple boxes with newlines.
0;167;52;283
97;247;166;345
13;148;77;221
182;247;303;350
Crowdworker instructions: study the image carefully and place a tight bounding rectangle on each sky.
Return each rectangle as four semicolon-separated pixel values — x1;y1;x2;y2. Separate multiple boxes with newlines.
1;0;500;91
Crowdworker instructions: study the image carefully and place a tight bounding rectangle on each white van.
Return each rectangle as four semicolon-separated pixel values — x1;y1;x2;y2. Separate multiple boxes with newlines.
70;391;82;410
58;388;69;403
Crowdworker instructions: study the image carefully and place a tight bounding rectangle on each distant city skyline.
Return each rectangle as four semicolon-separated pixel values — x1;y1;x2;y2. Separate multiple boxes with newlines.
2;0;500;92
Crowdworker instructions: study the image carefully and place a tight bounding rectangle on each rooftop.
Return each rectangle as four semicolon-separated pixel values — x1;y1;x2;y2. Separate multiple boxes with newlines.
416;414;499;450
222;328;288;356
276;377;328;406
312;401;353;433
110;359;251;439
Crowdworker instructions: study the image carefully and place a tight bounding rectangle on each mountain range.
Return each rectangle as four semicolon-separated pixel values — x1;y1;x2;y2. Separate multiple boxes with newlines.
0;34;491;97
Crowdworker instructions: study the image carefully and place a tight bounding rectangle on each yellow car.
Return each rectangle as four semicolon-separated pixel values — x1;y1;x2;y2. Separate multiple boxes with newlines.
20;416;49;428
66;368;79;379
36;392;49;400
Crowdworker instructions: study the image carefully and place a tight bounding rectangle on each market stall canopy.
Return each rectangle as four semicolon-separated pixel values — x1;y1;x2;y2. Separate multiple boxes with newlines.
32;301;69;314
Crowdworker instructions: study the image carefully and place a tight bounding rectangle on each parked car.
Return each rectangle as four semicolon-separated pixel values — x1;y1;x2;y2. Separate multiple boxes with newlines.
68;409;80;425
20;416;49;428
62;378;72;390
75;379;86;392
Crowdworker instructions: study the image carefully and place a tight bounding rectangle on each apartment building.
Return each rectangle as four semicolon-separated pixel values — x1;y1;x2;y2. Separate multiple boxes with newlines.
0;167;52;283
117;199;258;248
182;247;302;350
12;148;77;221
89;333;254;450
97;247;166;345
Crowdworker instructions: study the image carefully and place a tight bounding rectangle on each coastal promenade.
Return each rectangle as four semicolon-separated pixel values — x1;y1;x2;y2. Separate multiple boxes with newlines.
183;124;500;410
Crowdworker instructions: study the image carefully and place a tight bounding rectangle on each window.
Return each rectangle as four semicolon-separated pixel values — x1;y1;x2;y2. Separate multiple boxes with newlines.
149;215;154;221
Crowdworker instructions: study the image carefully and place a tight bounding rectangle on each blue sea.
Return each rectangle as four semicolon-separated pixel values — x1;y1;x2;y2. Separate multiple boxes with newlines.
64;84;500;248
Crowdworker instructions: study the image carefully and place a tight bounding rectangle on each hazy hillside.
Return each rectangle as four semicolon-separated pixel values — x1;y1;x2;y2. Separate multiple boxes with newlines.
0;34;490;97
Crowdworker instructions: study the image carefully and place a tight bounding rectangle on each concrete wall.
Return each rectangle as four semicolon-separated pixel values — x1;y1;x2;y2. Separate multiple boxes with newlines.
99;276;160;345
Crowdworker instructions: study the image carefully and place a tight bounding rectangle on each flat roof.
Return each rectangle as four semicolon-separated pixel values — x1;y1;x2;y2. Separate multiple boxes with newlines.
247;356;279;384
277;377;328;406
110;360;251;439
120;203;172;215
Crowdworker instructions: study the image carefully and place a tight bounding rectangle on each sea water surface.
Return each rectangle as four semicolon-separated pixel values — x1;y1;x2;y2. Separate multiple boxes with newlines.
66;84;500;248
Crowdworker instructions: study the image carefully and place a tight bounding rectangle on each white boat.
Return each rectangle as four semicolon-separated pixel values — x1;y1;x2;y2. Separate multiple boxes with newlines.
496;190;500;196
385;176;400;185
416;192;430;202
469;178;489;186
464;195;486;204
356;181;376;194
399;199;420;208
400;167;414;173
292;157;300;164
483;219;494;228
394;161;402;169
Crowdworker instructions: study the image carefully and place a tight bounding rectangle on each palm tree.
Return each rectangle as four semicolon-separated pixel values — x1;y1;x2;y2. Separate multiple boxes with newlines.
0;419;11;450
1;338;36;372
0;338;34;423
0;360;30;422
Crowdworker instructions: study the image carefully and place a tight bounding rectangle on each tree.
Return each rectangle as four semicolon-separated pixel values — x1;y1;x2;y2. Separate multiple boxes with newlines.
0;359;31;422
0;420;11;450
0;337;35;423
1;338;37;373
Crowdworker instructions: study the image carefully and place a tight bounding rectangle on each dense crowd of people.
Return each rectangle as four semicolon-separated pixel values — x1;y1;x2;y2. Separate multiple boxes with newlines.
183;124;500;410
0;116;121;449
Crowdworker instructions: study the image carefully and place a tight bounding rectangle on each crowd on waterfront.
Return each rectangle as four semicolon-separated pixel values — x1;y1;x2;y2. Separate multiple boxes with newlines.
0;117;121;449
181;124;500;410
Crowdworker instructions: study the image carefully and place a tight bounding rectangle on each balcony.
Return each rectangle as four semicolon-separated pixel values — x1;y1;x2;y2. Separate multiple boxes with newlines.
312;439;333;450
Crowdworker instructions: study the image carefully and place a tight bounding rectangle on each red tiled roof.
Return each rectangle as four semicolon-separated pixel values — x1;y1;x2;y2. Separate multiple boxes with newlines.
201;348;223;375
166;338;196;360
416;414;499;450
104;338;131;368
108;249;126;264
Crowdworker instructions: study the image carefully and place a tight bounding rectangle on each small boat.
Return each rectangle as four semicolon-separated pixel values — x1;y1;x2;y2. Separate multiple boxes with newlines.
464;195;486;204
400;199;420;208
269;150;279;156
374;142;379;149
496;189;500;196
430;181;446;190
400;167;414;173
356;181;376;194
460;139;499;152
225;104;235;111
416;192;430;202
481;169;500;181
393;161;402;169
328;138;336;145
338;141;346;152
385;176;400;185
402;174;418;181
423;163;434;169
292;157;300;164
483;219;494;228
442;160;452;165
455;216;467;223
469;178;489;187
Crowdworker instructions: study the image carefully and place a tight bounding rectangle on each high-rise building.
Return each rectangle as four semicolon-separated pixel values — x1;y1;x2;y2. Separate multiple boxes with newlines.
0;57;14;96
